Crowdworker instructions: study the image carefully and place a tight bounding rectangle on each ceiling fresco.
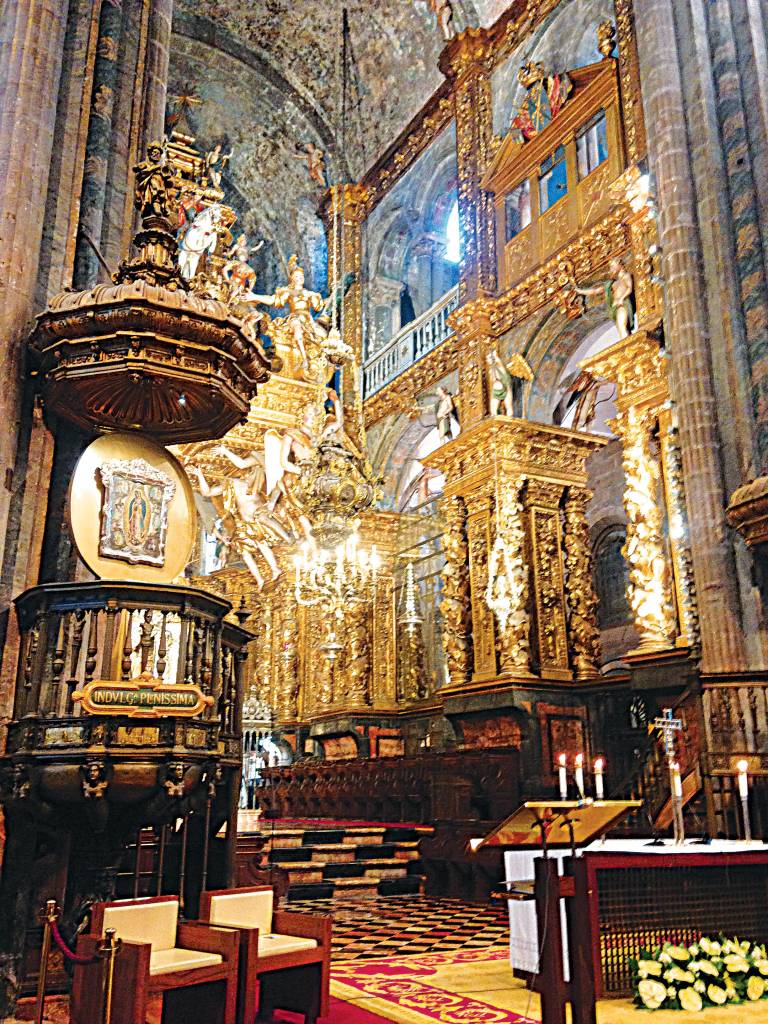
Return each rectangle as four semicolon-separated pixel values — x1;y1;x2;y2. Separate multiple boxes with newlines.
169;1;494;290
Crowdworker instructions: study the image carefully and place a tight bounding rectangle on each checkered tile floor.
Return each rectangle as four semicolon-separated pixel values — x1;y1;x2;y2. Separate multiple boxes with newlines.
287;895;509;962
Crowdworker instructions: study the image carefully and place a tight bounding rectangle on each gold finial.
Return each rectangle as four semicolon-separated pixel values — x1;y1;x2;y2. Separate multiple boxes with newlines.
597;20;616;58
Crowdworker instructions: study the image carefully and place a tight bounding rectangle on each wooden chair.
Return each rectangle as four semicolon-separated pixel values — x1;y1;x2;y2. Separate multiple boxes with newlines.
71;895;239;1024
199;885;331;1024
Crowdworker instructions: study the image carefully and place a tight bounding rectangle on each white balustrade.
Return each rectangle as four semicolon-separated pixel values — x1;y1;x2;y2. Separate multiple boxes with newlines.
363;286;459;397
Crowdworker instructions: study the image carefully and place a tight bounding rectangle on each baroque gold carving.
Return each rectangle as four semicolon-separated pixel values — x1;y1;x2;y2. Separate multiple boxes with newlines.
467;499;497;678
563;487;601;678
615;0;646;163
613;406;677;652
661;421;700;651
487;476;530;675
440;495;472;687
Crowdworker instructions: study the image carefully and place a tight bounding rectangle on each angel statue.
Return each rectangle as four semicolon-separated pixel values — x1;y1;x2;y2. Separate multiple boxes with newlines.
569;257;635;340
429;0;457;41
188;452;290;590
487;350;533;417
204;143;233;190
223;233;264;304
294;142;327;186
263;412;317;544
133;140;177;223
246;255;327;378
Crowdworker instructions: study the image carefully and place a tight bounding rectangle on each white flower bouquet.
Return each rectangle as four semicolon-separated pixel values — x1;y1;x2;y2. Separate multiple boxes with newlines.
631;937;768;1012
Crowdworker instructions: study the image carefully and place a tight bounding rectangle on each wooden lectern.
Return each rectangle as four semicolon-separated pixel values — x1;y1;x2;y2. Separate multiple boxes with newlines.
474;799;641;1024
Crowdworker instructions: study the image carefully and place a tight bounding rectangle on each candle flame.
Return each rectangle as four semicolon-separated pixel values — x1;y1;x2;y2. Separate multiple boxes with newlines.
594;758;604;771
558;753;566;766
575;753;584;767
737;760;749;773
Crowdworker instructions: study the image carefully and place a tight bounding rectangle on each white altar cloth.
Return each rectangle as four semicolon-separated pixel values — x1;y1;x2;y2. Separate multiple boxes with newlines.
503;838;763;979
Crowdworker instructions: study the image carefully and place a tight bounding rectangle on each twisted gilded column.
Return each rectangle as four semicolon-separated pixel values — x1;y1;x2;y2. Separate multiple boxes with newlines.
613;406;677;653
563;487;601;679
634;0;747;671
440;495;472;687
488;475;531;676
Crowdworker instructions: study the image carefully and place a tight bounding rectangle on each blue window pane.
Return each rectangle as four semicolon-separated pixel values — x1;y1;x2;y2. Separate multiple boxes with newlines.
505;180;531;241
539;146;568;213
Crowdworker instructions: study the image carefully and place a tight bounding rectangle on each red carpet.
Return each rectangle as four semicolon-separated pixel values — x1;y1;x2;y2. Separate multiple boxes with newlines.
275;996;400;1022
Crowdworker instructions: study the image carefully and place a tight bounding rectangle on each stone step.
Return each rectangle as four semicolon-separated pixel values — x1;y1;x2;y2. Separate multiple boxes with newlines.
331;877;379;898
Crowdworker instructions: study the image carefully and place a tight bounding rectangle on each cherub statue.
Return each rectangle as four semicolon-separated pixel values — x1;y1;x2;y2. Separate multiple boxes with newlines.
294;142;327;186
569;257;635;339
263;412;317;543
189;450;290;590
434;386;459;441
429;0;456;41
223;233;264;303
133;140;177;222
247;255;326;378
320;387;344;441
204;142;233;189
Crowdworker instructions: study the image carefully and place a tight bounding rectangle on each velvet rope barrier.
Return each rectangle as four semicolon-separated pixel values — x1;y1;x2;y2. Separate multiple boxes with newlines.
50;919;100;965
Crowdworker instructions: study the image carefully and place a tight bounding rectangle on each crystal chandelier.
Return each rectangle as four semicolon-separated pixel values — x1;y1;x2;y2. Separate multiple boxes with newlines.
294;532;380;661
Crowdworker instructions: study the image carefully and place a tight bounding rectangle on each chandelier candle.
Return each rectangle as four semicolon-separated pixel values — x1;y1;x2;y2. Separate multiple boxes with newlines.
558;753;568;800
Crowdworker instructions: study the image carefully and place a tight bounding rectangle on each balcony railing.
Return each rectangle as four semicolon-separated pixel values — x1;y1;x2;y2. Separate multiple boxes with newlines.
363;285;459;398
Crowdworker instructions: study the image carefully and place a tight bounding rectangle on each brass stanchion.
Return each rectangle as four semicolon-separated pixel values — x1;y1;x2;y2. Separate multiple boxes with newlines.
98;928;122;1024
35;900;59;1024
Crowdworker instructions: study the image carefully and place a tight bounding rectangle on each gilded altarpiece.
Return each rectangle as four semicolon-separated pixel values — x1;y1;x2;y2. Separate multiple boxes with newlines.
581;328;699;656
425;417;605;692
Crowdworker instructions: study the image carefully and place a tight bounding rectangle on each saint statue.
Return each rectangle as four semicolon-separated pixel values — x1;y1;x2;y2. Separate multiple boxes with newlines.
223;233;264;304
570;258;635;340
133;140;177;223
247;255;326;377
189;452;290;590
294;142;327;186
434;386;459;441
428;0;456;41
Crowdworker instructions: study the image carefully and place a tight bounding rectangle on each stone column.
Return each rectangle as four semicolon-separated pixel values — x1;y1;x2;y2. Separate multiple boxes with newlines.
0;0;70;577
439;29;496;302
633;0;748;672
140;0;174;150
72;0;123;289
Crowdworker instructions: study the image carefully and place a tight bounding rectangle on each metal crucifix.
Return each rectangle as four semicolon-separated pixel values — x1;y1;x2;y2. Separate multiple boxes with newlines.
653;708;685;844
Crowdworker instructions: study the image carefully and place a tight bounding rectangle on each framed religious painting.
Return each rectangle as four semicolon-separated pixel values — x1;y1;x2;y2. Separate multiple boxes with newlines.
97;458;176;567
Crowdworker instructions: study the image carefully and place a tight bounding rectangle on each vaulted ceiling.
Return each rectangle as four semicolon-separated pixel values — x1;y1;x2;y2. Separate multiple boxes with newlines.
169;1;503;289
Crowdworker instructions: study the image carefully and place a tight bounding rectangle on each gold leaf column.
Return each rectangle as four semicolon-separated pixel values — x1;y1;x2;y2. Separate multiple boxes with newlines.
439;29;497;302
614;405;677;652
489;475;531;676
465;493;498;681
440;495;472;687
525;479;570;681
563;487;601;679
275;586;300;723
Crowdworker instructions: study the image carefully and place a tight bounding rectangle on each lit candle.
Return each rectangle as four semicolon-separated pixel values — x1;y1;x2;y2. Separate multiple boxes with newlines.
737;760;749;800
558;754;568;800
575;753;585;800
594;758;605;800
671;762;683;799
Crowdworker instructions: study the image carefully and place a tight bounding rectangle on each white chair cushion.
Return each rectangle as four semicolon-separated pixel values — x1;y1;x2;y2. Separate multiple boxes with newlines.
149;948;223;976
101;901;178;952
208;890;274;934
257;934;318;957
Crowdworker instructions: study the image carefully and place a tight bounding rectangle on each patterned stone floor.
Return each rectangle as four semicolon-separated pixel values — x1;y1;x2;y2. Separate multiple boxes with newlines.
287;894;510;962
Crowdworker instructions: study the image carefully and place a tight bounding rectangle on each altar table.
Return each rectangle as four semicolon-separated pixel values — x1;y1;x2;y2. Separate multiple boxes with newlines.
505;839;768;997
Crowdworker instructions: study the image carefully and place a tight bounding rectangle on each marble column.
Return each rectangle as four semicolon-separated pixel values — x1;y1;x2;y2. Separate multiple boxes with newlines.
140;0;173;149
634;0;748;672
0;0;70;587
